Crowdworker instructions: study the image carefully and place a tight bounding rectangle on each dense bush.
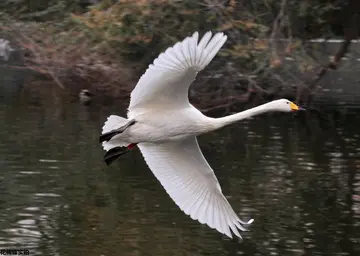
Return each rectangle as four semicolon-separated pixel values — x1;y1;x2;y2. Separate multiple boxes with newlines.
1;0;358;106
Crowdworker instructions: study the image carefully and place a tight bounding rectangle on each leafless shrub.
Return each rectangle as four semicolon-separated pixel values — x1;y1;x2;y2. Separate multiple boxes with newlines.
1;0;358;110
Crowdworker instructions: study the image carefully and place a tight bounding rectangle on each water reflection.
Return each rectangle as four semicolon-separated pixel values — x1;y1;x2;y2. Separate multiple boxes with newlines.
0;98;359;255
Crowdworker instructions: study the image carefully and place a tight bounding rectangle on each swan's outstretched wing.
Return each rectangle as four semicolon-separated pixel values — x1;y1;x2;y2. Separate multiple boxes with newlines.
138;137;253;238
128;31;227;114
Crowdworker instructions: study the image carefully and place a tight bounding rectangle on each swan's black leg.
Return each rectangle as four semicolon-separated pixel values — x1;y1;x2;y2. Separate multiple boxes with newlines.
103;147;129;165
103;143;137;165
99;119;136;143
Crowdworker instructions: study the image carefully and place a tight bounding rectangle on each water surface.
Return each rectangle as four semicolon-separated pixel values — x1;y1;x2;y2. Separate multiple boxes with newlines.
0;97;359;256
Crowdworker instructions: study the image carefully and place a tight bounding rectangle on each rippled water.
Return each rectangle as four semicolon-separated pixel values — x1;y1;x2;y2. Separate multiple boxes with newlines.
0;97;359;256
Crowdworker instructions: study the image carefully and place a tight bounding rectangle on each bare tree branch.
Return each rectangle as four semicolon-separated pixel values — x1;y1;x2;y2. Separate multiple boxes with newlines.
308;0;360;90
269;0;287;60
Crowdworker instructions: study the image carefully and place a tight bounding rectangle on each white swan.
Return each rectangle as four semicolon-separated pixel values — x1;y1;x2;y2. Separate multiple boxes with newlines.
99;31;304;239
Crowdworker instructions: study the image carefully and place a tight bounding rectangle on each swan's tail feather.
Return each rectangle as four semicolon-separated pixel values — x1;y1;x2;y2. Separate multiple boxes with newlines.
102;115;128;134
100;119;135;143
101;115;129;151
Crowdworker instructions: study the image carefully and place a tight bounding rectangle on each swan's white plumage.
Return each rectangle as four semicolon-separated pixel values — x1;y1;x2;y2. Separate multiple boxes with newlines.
101;31;301;239
138;137;252;238
128;31;227;113
127;32;252;237
101;115;128;150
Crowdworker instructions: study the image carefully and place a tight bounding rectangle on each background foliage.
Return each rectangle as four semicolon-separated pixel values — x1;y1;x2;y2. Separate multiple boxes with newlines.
1;0;359;108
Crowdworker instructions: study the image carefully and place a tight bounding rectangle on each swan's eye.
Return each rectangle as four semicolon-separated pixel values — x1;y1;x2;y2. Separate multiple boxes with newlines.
286;102;289;104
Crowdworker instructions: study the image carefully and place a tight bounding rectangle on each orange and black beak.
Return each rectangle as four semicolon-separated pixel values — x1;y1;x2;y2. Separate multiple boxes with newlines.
290;102;305;111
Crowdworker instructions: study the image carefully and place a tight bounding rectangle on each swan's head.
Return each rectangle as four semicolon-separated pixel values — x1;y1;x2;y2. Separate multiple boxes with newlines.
270;99;305;112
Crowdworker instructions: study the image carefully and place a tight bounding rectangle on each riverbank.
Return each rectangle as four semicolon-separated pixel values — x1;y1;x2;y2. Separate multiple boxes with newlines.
1;1;358;109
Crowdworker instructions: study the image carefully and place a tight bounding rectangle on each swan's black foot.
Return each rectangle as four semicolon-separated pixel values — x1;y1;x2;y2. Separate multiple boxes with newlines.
104;147;129;165
99;119;136;143
103;143;137;165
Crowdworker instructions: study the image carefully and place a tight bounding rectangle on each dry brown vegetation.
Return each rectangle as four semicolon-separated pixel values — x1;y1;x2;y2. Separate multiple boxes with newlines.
1;0;359;108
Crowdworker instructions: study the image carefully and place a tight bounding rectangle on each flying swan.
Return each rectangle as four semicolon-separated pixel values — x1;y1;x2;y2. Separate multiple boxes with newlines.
99;31;304;239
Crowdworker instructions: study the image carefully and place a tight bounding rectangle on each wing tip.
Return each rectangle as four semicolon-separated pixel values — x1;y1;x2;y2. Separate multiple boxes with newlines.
246;218;254;225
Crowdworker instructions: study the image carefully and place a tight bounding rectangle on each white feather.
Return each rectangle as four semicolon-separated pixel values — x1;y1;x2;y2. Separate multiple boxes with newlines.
101;115;129;150
128;31;227;114
138;137;253;239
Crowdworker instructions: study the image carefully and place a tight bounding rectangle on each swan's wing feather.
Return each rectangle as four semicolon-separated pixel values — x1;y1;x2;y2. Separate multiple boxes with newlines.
128;32;227;114
138;137;253;238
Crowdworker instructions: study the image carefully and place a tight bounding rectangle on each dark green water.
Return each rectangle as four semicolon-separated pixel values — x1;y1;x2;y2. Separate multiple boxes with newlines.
0;97;359;256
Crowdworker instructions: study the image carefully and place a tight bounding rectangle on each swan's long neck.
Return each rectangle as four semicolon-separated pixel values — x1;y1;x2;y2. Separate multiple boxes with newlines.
210;102;275;130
